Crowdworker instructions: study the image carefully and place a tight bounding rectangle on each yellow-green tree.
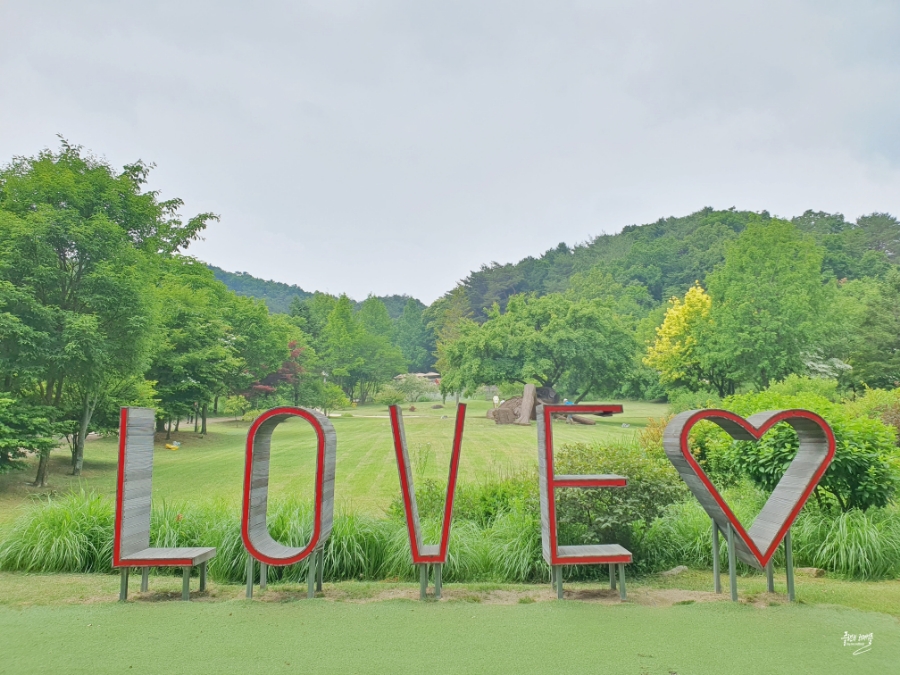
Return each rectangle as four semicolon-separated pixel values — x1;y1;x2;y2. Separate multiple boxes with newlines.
644;283;736;396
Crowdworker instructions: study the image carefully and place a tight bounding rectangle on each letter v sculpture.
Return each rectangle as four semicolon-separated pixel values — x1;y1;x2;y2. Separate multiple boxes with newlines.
389;403;466;599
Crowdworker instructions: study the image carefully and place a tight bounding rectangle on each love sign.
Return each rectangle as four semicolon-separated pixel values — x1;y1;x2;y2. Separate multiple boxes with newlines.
114;404;835;602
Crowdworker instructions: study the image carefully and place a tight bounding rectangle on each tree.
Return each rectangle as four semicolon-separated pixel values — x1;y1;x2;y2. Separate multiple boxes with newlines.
644;283;736;396
443;293;635;401
705;218;828;389
393;298;434;372
0;141;217;477
427;287;472;401
147;258;240;437
844;268;900;389
0;395;59;484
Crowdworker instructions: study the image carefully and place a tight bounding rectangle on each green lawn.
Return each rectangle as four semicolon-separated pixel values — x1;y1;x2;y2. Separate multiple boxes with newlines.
1;572;898;674
0;399;667;527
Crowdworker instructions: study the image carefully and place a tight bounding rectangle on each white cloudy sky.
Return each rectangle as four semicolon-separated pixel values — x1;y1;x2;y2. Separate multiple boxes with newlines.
2;1;899;302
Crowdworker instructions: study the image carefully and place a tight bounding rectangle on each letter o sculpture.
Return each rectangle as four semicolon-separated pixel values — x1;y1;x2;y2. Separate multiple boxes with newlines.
241;407;336;565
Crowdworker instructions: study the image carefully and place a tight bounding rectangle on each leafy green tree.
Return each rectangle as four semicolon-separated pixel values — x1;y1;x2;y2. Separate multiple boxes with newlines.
705;218;828;389
0;395;59;483
393;298;434;372
443;293;635;402
0;140;216;477
147;258;240;436
843;269;900;388
644;284;736;396
357;297;393;340
426;287;472;401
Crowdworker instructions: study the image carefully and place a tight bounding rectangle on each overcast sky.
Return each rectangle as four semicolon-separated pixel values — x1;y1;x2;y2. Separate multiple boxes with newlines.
2;1;899;303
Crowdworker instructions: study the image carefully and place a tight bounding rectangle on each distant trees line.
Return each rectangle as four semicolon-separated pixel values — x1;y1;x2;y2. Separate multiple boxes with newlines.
2;139;899;487
0;141;437;486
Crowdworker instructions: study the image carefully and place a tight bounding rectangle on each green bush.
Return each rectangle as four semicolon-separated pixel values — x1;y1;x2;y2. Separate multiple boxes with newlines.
553;441;686;557
766;375;841;402
636;481;769;573
691;390;900;511
666;389;722;414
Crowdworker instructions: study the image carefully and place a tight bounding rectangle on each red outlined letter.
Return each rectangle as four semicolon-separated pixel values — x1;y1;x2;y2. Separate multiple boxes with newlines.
389;403;466;563
537;404;632;566
241;407;336;566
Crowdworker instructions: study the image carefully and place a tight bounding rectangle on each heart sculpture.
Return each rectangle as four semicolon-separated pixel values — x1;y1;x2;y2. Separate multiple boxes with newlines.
663;409;836;569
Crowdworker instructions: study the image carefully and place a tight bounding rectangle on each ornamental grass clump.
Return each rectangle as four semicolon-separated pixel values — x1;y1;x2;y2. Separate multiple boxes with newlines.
792;506;900;579
0;491;114;573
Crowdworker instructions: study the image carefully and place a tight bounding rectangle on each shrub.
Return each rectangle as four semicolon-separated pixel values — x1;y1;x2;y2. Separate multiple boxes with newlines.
553;441;687;557
374;386;405;406
667;389;722;414
387;472;538;528
767;375;841;402
636;480;768;573
691;390;900;511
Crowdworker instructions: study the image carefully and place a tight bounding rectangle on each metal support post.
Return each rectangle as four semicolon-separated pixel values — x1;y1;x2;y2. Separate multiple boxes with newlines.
199;561;207;592
141;567;149;593
316;549;324;592
419;564;428;600
726;523;738;602
182;567;191;601
246;556;254;599
556;566;564;600
119;568;129;602
785;530;795;602
618;563;626;601
259;562;267;590
712;519;721;594
434;564;442;599
307;555;316;598
766;561;775;593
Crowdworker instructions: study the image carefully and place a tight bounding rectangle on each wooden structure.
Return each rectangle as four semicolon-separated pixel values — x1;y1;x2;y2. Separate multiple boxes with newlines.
389;403;466;599
114;407;216;601
241;407;336;598
662;409;836;601
537;404;631;600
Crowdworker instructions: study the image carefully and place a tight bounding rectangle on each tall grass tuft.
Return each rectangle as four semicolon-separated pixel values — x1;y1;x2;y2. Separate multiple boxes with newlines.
0;491;114;573
3;489;899;582
793;506;900;579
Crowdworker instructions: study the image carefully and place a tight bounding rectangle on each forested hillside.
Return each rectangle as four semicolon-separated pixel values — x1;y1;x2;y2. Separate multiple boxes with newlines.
210;264;423;319
455;208;899;319
209;265;311;313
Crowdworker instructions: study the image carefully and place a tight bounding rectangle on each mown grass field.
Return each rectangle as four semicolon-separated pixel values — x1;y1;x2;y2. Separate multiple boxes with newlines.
0;399;667;527
1;570;898;674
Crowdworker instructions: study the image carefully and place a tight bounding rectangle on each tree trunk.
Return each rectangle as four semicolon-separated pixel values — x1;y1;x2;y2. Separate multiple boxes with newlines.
201;402;208;435
156;417;166;433
33;449;51;487
455;391;460;406
194;403;200;433
72;393;96;476
214;395;219;414
166;418;172;440
175;418;180;432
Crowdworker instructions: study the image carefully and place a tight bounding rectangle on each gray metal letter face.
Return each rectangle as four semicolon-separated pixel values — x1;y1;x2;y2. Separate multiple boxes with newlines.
662;409;835;569
242;407;336;566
